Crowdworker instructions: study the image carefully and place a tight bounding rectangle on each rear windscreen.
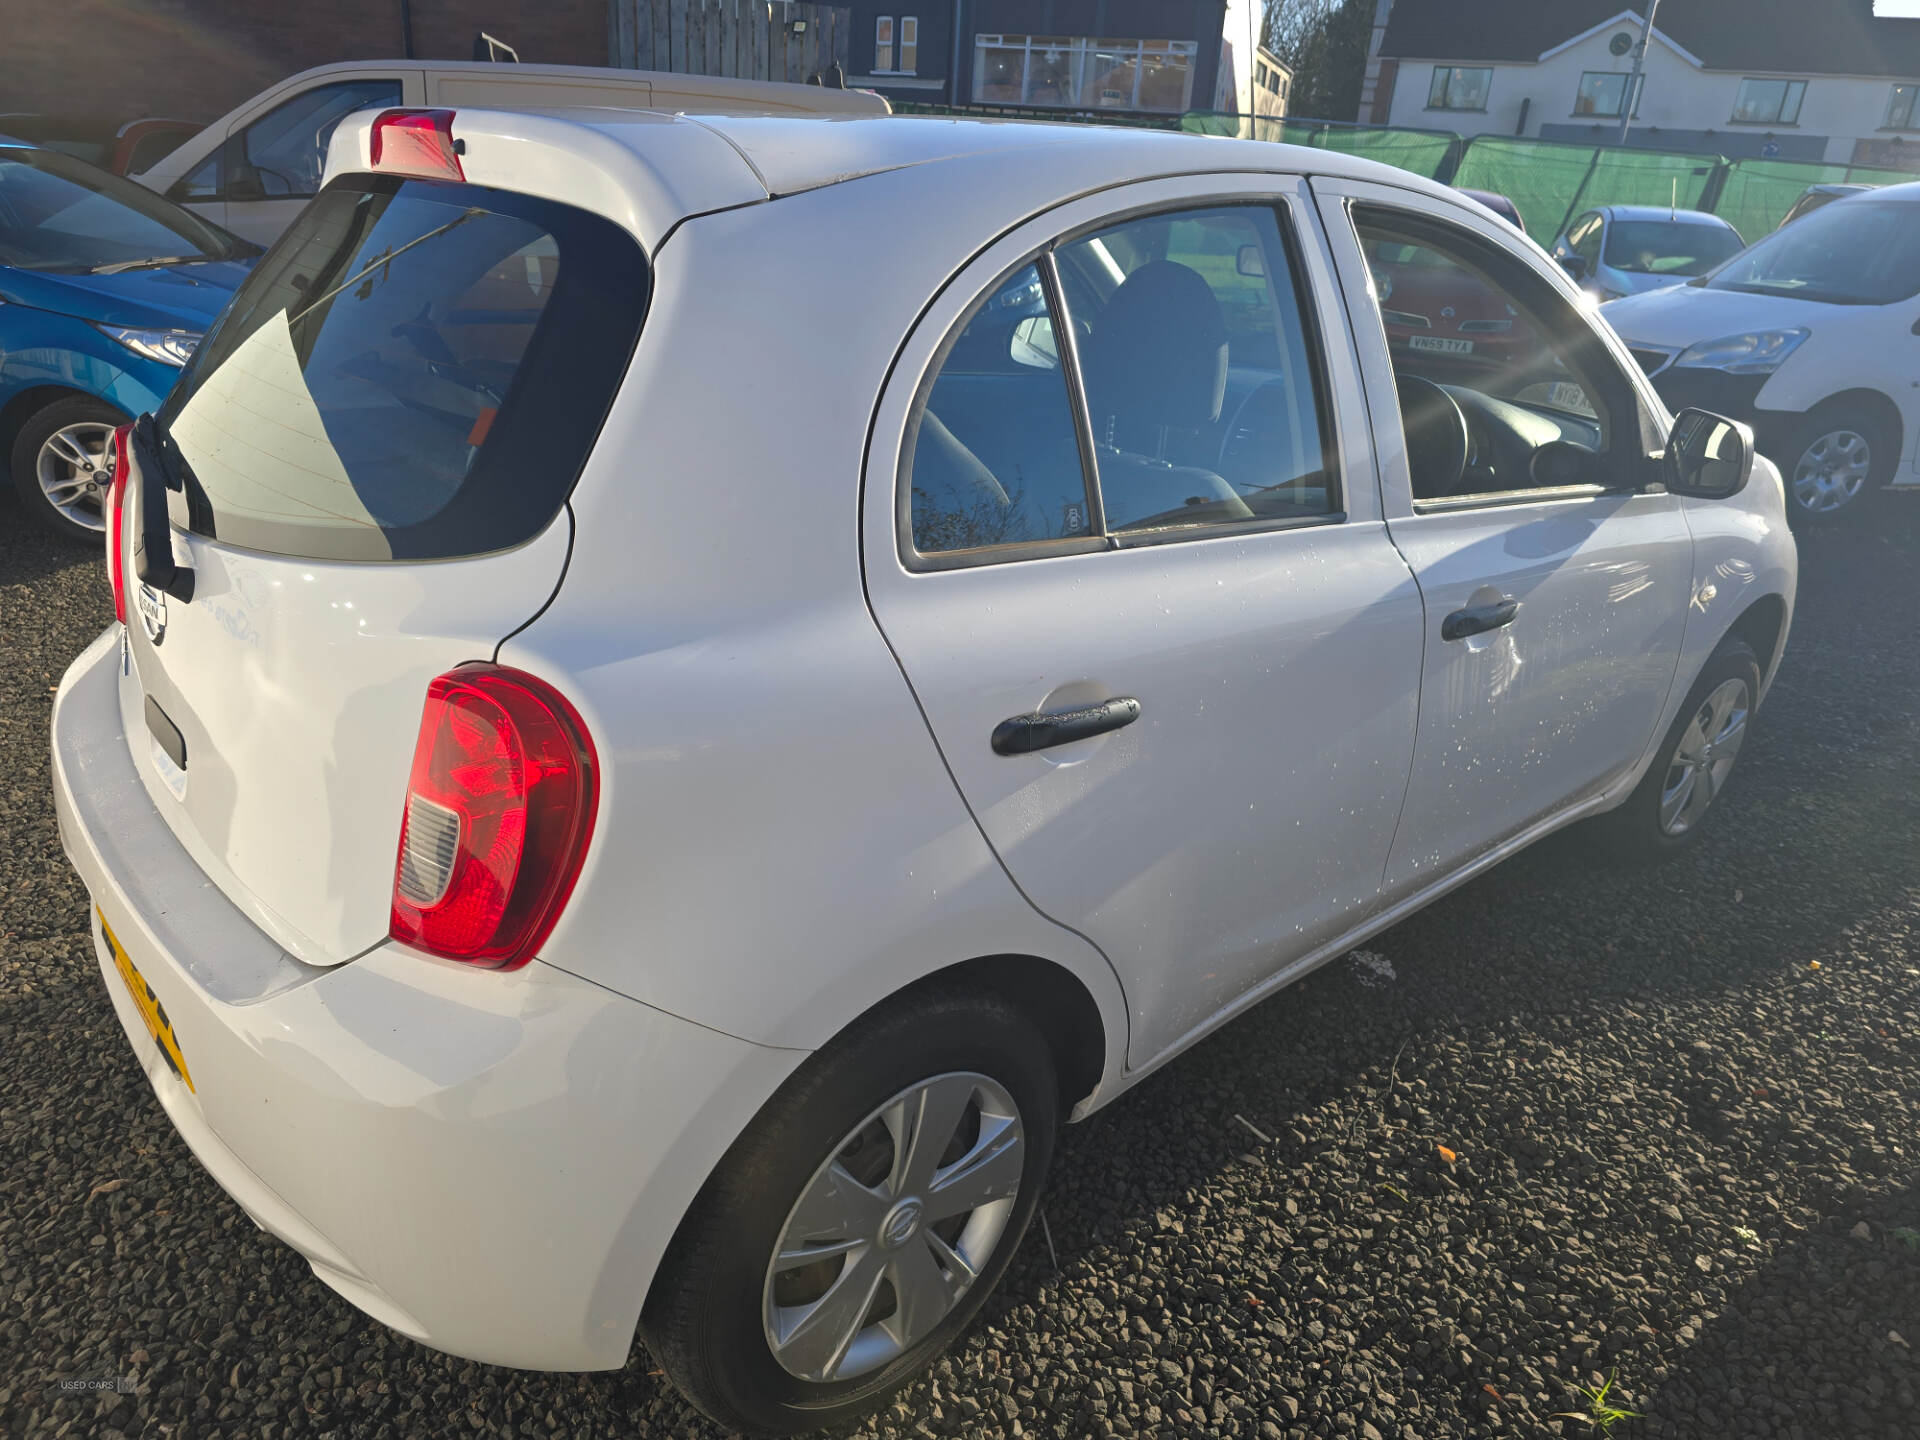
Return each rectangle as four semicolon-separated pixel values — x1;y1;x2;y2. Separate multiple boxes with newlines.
157;174;648;561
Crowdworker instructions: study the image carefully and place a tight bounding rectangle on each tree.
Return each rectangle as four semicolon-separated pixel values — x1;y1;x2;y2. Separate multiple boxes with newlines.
1262;0;1376;121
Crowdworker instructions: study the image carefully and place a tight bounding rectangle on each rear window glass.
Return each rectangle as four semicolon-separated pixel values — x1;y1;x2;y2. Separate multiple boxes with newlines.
157;175;648;561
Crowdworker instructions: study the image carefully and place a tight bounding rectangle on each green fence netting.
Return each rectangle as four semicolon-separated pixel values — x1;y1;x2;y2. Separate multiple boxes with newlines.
892;104;1920;240
1710;158;1917;241
1451;136;1721;240
1179;111;1462;178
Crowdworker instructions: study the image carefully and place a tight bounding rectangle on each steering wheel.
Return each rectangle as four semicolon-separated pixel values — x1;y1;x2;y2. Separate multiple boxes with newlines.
1395;374;1470;500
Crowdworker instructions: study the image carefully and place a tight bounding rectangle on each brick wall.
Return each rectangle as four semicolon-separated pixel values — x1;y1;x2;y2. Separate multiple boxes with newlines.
0;0;608;130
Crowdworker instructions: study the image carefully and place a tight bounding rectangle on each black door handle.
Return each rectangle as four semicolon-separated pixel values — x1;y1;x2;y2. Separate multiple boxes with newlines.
992;696;1142;755
1441;597;1520;642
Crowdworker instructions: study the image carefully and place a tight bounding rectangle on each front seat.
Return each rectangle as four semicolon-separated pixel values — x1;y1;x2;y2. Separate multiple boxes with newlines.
1077;260;1251;531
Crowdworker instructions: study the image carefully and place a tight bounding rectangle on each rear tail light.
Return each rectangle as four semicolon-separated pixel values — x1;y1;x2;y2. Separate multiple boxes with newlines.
389;664;597;969
107;423;131;624
369;109;465;182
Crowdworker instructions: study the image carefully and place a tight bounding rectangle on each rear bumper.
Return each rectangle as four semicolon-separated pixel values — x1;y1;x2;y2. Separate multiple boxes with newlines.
52;627;803;1370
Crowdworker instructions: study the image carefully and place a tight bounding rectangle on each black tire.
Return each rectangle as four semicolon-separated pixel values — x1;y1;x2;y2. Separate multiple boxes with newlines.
641;988;1059;1435
1774;403;1894;527
8;394;126;543
1587;636;1762;862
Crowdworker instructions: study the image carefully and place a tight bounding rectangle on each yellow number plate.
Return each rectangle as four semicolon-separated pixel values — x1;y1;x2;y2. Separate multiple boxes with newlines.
99;909;195;1093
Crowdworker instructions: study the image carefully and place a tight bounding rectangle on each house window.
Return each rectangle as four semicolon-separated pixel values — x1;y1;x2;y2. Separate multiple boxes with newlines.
1427;65;1491;111
1731;77;1806;125
973;35;1200;112
1574;71;1639;118
1888;82;1920;130
875;17;915;73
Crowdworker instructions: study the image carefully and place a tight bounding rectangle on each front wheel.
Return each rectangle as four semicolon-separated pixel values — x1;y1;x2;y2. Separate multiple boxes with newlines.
8;395;126;542
1779;406;1891;525
642;989;1059;1435
1588;636;1762;861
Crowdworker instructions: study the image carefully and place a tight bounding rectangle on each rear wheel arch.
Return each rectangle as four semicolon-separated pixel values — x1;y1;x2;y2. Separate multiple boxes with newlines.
911;953;1109;1115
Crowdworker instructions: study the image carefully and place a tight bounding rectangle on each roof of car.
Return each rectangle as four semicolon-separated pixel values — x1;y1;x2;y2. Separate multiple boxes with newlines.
1593;205;1733;225
327;107;1459;250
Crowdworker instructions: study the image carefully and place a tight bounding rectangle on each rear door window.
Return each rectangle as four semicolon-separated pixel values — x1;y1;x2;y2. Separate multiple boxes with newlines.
158;174;648;560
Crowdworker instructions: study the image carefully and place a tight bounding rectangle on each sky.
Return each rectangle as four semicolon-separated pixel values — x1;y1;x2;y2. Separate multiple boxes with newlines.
1875;1;1920;16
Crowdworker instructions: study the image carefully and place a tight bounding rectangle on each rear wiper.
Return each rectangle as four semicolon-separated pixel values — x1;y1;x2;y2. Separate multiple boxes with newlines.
131;415;194;603
88;255;206;275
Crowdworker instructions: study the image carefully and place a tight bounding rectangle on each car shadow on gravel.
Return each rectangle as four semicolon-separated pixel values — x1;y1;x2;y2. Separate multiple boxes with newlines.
1636;1181;1920;1440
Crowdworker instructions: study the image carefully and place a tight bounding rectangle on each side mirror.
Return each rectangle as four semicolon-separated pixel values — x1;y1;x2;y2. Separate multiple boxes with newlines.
227;170;265;202
1665;408;1753;499
1559;253;1590;281
1236;244;1266;279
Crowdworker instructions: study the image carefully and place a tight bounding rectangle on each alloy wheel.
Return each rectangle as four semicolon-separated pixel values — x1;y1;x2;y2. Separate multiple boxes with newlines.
763;1071;1024;1383
36;420;116;533
1790;428;1871;516
1660;677;1751;836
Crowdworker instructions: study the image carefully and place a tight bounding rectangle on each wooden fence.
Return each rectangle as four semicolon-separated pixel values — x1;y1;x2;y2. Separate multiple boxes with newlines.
608;0;852;86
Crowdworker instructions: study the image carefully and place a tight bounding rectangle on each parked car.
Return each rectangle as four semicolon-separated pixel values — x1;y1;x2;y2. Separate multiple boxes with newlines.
0;114;200;175
1604;181;1920;523
57;108;1796;1435
1551;205;1746;302
1455;186;1526;232
0;140;256;538
1776;182;1872;229
131;59;892;245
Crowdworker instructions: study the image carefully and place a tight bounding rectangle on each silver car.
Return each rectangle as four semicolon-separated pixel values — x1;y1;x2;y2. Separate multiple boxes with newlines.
1552;205;1746;302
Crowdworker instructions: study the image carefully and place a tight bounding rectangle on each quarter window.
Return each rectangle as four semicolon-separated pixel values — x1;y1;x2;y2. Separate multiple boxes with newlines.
1887;82;1919;130
1428;66;1491;111
1731;78;1806;125
239;79;403;199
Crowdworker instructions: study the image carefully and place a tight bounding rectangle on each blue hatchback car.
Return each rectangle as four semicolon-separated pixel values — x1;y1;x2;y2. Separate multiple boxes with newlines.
1;140;257;539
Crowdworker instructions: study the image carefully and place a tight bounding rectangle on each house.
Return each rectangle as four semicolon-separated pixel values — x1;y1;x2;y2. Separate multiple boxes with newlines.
1359;0;1920;168
841;0;1287;122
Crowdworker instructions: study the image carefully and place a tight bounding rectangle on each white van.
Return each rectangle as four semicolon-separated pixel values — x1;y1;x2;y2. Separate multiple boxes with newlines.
130;60;889;245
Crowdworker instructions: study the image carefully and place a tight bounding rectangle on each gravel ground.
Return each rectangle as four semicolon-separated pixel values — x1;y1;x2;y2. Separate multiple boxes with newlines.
2;494;1916;1440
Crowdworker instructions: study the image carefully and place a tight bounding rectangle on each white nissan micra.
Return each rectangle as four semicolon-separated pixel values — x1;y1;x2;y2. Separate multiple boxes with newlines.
54;107;1796;1433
